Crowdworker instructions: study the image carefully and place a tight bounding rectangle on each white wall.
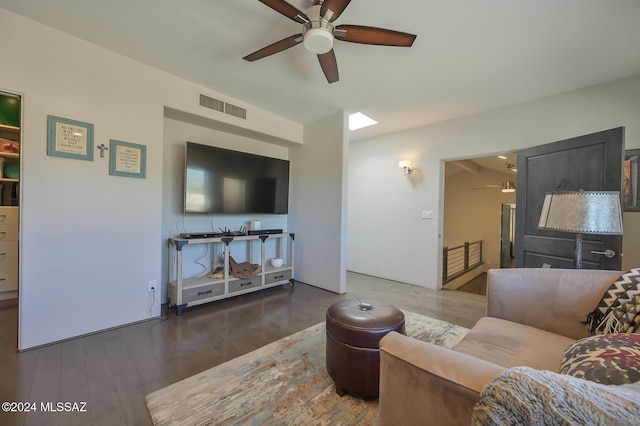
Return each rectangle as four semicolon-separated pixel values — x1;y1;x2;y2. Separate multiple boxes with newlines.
0;8;303;349
349;75;640;289
623;213;640;269
289;112;349;293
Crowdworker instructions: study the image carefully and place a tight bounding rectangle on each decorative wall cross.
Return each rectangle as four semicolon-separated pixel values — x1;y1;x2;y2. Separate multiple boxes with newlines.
96;143;109;158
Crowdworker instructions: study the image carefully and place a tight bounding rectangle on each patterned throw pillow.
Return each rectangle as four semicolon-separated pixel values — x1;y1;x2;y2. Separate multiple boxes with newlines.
585;268;640;334
560;334;640;385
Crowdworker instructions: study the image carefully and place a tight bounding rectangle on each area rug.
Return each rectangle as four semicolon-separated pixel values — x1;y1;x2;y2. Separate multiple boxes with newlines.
145;310;469;426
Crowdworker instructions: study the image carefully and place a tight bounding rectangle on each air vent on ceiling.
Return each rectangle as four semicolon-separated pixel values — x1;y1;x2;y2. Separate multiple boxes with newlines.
198;93;247;120
199;94;224;112
224;103;247;120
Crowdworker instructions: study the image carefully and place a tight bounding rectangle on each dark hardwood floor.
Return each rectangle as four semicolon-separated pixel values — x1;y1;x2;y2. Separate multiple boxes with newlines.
0;272;485;426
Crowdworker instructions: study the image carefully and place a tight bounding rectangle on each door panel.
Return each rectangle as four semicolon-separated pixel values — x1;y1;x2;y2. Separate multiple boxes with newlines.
515;128;624;270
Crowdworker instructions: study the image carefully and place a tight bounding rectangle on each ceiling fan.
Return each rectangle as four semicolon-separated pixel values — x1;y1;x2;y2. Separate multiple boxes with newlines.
243;0;417;83
472;163;517;192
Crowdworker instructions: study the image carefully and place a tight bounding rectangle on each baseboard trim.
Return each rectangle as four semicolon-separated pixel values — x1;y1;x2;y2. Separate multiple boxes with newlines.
18;311;167;352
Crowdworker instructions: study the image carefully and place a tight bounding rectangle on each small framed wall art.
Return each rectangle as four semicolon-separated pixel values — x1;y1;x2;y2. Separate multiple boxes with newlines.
47;115;94;161
623;149;639;211
109;139;146;178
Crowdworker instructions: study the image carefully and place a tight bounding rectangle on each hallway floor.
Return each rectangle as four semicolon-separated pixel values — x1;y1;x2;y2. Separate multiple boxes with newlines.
456;272;487;295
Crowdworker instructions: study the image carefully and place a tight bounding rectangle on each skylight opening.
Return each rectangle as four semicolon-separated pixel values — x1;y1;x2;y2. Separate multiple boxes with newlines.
349;112;378;131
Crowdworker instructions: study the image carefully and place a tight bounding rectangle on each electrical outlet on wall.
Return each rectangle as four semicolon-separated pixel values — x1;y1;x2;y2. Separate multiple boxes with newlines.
148;280;157;292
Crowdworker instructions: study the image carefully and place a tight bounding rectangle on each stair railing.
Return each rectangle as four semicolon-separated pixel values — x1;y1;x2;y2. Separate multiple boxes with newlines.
442;240;483;283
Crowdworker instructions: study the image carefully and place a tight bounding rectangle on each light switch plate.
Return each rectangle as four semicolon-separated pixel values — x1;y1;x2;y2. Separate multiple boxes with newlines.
421;210;434;219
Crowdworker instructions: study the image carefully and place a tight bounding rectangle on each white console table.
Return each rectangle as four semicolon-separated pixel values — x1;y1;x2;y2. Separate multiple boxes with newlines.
168;233;295;315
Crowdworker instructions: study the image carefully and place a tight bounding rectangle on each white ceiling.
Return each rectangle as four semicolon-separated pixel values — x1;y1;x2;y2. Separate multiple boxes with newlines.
445;153;517;180
2;0;640;143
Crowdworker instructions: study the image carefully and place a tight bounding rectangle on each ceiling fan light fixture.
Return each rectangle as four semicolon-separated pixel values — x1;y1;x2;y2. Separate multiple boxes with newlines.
245;0;417;84
502;181;516;193
303;27;334;54
501;163;516;192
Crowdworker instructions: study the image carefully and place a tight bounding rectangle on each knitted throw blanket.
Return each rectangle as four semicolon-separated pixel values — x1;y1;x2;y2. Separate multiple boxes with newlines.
471;367;640;426
585;268;640;334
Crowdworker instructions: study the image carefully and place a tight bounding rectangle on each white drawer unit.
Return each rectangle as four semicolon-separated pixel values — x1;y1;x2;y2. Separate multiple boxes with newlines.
0;207;18;295
168;233;295;315
0;224;19;241
0;241;18;267
0;207;18;224
0;266;18;291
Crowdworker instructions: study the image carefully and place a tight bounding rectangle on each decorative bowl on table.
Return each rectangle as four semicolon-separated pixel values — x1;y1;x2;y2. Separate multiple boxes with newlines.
270;258;284;268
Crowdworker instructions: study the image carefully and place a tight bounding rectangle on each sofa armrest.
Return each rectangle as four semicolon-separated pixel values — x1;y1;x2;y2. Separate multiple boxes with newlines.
379;331;504;426
486;268;621;339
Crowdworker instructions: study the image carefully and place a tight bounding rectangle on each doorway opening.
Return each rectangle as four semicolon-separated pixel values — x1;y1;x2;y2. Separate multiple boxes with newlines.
443;152;517;295
500;203;516;268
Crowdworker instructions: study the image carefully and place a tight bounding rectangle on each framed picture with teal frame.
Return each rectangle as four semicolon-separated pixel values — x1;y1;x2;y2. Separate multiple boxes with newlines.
109;139;146;178
47;115;94;161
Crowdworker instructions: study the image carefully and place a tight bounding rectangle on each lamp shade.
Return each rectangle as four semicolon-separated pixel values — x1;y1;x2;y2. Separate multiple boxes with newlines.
538;191;623;235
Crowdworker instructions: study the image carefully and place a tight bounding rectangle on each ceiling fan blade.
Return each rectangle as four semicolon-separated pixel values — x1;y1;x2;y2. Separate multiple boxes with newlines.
335;25;416;47
243;34;302;62
318;50;339;84
320;0;352;22
258;0;309;23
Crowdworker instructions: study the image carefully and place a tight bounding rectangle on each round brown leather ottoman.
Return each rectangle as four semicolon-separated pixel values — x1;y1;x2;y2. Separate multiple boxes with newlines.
325;298;405;398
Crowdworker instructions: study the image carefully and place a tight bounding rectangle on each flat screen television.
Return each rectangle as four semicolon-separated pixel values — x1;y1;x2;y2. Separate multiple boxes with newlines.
184;142;290;214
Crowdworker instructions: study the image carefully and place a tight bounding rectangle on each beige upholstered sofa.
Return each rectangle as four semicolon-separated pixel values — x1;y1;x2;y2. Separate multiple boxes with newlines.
378;268;623;425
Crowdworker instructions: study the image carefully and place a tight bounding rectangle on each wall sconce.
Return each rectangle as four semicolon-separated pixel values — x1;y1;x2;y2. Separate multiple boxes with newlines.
398;160;413;176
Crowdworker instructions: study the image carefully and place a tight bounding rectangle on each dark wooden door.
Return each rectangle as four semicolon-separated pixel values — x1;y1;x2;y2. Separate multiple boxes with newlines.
515;127;624;270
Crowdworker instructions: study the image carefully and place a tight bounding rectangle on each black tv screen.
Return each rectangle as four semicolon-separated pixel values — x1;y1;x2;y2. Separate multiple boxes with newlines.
184;142;290;214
